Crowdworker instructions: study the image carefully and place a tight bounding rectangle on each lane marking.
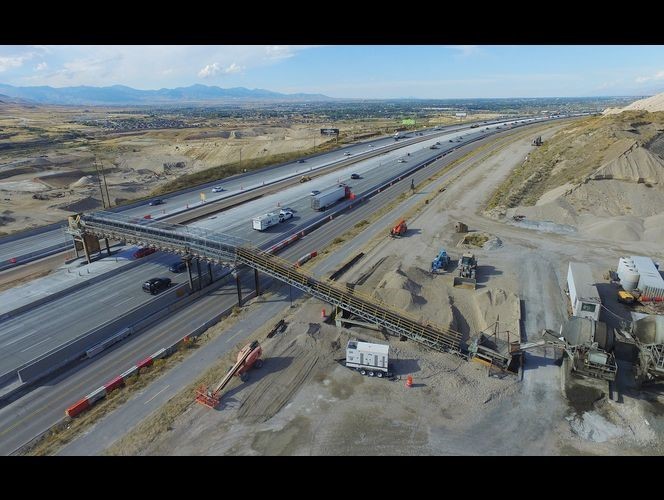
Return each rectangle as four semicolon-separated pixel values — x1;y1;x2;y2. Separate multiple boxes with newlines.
114;296;135;307
0;330;37;348
225;329;243;343
144;385;170;405
20;337;51;352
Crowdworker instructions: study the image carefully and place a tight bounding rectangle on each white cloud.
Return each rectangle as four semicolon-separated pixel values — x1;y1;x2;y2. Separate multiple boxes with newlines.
198;61;243;78
198;62;220;78
223;62;243;74
34;62;48;71
0;55;27;72
447;45;481;57
265;45;296;60
636;70;664;83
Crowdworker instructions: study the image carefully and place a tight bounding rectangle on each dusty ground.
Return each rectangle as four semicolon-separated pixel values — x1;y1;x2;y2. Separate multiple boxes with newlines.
107;120;664;455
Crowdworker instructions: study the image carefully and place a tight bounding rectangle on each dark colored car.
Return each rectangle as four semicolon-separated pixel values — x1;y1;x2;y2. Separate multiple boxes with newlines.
149;199;164;206
297;159;306;163
142;277;172;295
169;261;187;273
350;173;361;179
133;247;157;259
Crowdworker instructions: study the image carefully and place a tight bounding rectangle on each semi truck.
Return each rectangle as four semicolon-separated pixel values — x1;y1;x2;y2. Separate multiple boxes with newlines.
252;212;280;231
345;339;390;377
567;262;601;321
311;184;350;211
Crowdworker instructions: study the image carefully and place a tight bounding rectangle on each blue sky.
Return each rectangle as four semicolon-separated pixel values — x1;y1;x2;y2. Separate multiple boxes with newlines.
1;45;663;98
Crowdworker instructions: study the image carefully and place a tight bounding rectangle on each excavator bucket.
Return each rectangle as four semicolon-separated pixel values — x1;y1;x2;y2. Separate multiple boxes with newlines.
453;276;477;289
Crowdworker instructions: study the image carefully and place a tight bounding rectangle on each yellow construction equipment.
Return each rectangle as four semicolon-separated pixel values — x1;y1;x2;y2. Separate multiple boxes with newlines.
299;175;312;183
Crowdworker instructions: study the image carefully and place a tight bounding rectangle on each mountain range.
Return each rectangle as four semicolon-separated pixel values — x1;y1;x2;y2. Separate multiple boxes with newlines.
0;83;332;106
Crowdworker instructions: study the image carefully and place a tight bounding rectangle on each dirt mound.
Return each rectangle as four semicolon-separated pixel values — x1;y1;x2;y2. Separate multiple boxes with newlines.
592;144;664;184
56;196;102;212
505;144;664;243
70;176;96;188
604;92;664;114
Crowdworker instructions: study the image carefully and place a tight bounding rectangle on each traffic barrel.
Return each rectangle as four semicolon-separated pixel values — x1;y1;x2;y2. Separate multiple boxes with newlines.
405;375;413;388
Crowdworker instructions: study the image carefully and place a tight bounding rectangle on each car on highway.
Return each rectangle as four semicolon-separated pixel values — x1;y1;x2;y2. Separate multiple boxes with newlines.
398;158;407;163
142;277;172;295
368;144;374;148
133;247;156;259
344;152;352;156
449;139;454;143
211;186;225;193
350;173;361;179
279;207;294;214
297;159;306;163
310;190;320;196
279;210;294;222
148;198;164;206
169;261;187;273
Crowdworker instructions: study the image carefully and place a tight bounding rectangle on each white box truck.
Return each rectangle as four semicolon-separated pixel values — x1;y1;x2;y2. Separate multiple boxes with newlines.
345;339;390;377
252;212;279;231
311;184;349;211
567;262;601;321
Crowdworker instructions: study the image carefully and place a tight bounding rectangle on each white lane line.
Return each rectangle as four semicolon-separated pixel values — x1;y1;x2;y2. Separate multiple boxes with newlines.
144;385;170;405
225;330;243;343
20;337;50;352
114;296;135;307
0;330;37;348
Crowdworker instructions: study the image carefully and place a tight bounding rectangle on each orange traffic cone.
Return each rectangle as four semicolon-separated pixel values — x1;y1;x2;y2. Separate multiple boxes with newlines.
405;375;413;388
321;308;326;319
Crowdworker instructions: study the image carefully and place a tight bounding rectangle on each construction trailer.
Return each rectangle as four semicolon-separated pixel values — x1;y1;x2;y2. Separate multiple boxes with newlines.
252;213;280;231
567;262;601;321
345;340;390;377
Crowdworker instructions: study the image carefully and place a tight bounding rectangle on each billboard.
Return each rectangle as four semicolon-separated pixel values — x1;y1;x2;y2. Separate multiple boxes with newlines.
455;112;467;118
320;128;339;135
401;119;415;125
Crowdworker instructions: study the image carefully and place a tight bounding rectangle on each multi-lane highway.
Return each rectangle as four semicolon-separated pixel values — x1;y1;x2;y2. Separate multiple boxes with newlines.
0;116;576;455
0;117;535;269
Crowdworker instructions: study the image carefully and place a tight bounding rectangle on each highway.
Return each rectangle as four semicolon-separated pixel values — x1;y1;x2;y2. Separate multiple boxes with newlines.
0;119;528;383
0;117;540;270
0;117;570;455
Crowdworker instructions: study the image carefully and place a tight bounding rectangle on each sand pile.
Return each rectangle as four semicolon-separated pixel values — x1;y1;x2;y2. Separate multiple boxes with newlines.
471;288;521;336
506;144;664;243
70;176;96;188
604;91;664;115
353;259;456;332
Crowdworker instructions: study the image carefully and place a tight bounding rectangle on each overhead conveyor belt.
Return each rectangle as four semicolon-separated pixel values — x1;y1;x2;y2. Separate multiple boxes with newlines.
71;211;461;353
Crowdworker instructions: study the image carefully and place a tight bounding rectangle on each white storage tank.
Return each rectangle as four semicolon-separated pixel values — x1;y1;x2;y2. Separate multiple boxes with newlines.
618;257;640;292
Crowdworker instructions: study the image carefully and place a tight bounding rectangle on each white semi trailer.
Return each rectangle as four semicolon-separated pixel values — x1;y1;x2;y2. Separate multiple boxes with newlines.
567;262;601;321
345;339;390;377
310;184;349;211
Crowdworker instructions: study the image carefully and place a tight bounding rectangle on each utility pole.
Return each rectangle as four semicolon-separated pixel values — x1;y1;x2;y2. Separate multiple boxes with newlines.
94;158;107;209
99;158;111;208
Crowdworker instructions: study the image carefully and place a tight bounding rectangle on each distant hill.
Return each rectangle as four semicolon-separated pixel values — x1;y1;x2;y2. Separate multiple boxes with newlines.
604;91;664;114
0;83;332;106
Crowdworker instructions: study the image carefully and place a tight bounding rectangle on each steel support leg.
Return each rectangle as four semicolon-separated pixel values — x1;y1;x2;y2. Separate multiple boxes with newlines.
208;262;214;283
186;259;194;291
254;268;261;296
196;259;202;290
82;237;91;265
236;273;243;307
105;238;111;256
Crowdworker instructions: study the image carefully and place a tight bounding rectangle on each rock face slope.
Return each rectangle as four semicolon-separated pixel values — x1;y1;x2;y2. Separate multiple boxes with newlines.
604;91;664;115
